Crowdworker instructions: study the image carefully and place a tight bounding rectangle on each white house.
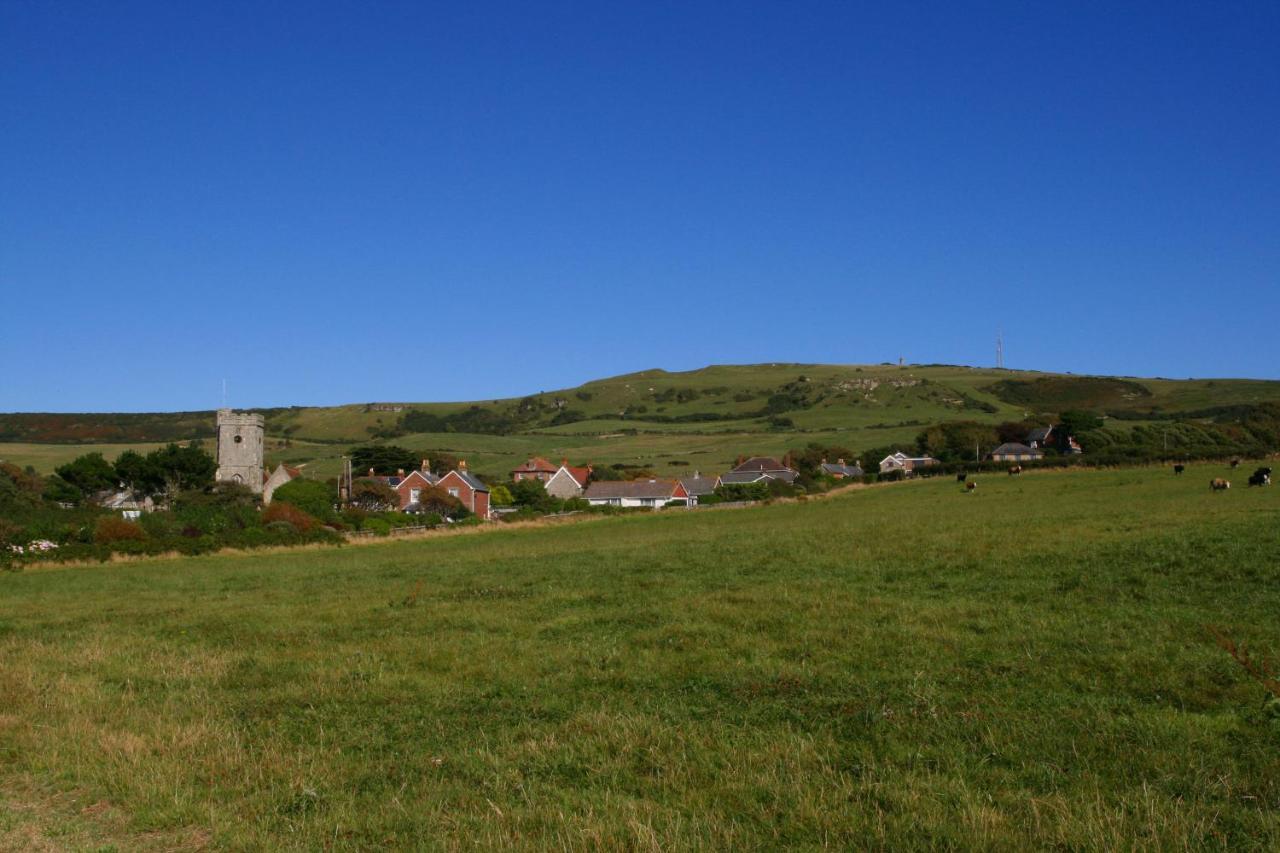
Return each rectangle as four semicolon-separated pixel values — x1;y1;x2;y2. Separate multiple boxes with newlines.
584;479;690;509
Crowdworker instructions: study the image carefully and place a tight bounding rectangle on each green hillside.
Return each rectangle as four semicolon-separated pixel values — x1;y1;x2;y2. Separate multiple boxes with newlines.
4;363;1280;480
2;465;1278;847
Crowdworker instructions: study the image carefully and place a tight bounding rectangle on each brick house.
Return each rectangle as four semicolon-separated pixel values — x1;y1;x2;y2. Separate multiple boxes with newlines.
511;457;559;483
437;461;491;519
878;452;940;475
395;466;441;511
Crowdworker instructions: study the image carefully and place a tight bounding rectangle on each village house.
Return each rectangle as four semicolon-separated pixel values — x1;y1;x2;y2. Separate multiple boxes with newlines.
718;456;799;486
1028;425;1083;454
395;462;442;511
436;461;492;519
511;457;559;483
989;442;1044;462
678;472;719;506
584;479;690;509
820;458;864;479
545;459;592;499
878;452;940;476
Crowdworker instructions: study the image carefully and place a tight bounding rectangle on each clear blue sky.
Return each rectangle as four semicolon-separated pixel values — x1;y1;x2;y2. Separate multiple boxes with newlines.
2;2;1277;412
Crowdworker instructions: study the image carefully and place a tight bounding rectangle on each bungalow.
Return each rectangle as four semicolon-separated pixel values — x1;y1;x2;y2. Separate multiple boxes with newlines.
584;479;690;509
511;457;559;483
436;461;491;519
878;452;940;475
718;456;799;486
989;442;1044;462
545;459;592;499
820;458;864;479
678;472;719;505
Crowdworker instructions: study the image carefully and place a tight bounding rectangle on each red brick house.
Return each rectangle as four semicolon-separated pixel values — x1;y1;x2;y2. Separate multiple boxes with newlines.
511;457;558;483
437;461;492;519
394;467;441;511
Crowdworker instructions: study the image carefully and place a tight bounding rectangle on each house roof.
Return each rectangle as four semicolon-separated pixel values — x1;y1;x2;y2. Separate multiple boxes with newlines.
991;442;1043;456
397;469;440;489
821;462;863;477
512;457;558;474
729;456;794;473
440;469;490;493
1028;426;1053;444
263;463;303;485
718;469;798;485
585;479;685;500
557;465;591;487
679;474;719;496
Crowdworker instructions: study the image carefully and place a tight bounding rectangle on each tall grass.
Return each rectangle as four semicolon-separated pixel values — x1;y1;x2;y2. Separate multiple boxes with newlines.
1;463;1278;848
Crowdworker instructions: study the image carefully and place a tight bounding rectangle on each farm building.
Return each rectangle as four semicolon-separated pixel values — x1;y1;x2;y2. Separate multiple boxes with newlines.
989;442;1045;462
545;460;592;499
584;479;690;509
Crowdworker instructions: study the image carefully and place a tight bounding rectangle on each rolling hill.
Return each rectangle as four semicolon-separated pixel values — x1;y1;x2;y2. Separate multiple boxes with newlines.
3;363;1279;479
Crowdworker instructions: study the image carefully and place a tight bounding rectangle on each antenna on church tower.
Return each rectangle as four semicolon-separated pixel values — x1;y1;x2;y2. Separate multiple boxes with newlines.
996;330;1004;369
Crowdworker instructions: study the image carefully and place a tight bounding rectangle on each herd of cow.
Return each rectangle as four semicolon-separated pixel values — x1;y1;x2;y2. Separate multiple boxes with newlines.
1172;460;1272;490
956;461;1273;494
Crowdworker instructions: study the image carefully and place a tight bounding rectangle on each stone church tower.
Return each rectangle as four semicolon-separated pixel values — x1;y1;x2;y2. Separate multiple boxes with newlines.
216;409;264;493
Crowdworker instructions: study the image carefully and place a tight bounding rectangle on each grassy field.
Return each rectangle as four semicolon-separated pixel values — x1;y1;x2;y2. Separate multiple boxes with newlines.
2;463;1279;848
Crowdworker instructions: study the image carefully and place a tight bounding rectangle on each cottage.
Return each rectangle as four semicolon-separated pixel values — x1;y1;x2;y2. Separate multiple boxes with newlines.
98;490;155;519
545;459;592;499
718;456;799;485
820;458;864;479
1028;425;1082;454
584;479;690;509
989;442;1044;462
511;457;559;483
436;461;492;519
678;472;719;505
878;452;940;475
395;463;442;511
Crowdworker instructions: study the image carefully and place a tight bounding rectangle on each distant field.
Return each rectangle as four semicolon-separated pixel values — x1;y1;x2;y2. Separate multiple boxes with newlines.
0;442;177;472
2;464;1278;848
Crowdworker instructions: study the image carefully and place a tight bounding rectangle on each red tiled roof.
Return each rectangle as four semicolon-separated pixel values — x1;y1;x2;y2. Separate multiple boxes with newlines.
564;465;591;487
512;456;558;473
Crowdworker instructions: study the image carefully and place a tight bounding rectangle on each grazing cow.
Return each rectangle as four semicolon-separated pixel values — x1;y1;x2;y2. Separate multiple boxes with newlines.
1248;469;1271;487
1256;466;1273;478
956;473;967;482
1007;465;1022;476
1173;464;1185;475
1230;459;1241;468
1210;478;1231;491
966;481;977;493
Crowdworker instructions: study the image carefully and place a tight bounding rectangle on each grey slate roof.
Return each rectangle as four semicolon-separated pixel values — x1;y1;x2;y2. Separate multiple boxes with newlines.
585;480;683;500
991;442;1043;457
678;475;718;496
730;456;790;473
718;469;798;485
821;462;864;477
452;470;490;492
1027;427;1053;444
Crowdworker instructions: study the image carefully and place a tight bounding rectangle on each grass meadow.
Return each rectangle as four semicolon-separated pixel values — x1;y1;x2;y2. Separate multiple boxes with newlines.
1;464;1278;849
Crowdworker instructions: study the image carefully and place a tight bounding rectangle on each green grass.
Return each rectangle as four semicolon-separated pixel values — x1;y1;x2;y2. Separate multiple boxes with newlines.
2;463;1279;848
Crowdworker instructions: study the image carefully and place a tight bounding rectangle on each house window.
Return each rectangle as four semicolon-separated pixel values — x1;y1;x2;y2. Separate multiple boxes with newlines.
448;487;459;497
410;488;421;502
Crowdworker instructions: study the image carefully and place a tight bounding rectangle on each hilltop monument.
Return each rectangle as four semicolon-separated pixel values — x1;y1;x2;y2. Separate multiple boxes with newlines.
215;409;264;493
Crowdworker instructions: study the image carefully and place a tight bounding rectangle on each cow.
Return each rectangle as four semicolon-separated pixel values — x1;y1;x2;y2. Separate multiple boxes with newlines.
1256;466;1273;478
1248;469;1271;487
1210;478;1231;491
966;481;977;493
1173;464;1185;475
1008;465;1023;476
1230;459;1241;469
956;473;967;482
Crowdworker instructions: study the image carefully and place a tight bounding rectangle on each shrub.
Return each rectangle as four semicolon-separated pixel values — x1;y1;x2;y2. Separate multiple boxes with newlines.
262;502;320;534
271;479;335;520
93;516;147;544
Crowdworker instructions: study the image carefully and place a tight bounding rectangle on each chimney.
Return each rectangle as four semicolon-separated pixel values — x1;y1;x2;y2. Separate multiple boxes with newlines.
837;458;845;466
459;459;467;470
421;458;430;472
396;468;405;477
821;458;828;465
368;468;375;477
561;457;568;466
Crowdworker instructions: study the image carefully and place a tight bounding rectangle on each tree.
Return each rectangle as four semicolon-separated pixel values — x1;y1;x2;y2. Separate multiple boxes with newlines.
147;443;216;495
490;484;514;507
114;450;164;495
349;478;399;512
510;478;553;510
1059;410;1103;436
55;453;118;497
271;478;336;520
0;462;43;508
414;485;466;519
350;445;420;475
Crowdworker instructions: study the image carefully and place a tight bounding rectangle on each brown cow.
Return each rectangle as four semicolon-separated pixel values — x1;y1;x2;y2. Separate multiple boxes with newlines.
1008;465;1022;476
1230;459;1241;469
966;481;977;493
1210;478;1231;491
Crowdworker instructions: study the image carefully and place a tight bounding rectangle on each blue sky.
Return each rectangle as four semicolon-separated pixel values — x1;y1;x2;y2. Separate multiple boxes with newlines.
2;2;1277;411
